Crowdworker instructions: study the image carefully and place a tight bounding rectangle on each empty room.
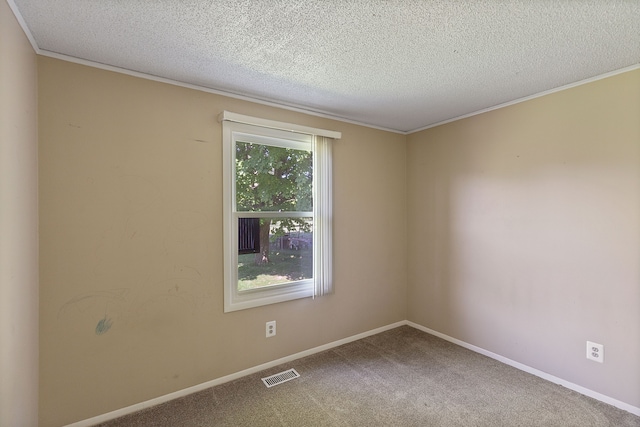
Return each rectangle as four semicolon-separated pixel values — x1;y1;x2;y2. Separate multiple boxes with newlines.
1;1;639;426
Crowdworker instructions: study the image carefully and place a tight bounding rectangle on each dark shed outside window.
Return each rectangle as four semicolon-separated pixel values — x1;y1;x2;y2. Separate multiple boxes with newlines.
238;218;260;254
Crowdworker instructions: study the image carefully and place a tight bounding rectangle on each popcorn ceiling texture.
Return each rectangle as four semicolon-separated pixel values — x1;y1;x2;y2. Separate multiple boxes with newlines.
13;0;640;132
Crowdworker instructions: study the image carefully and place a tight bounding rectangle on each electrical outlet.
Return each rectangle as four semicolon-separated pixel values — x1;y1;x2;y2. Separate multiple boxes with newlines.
266;321;276;338
586;341;604;363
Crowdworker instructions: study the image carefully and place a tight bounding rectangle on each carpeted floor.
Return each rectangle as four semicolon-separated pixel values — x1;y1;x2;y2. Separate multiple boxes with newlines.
98;326;640;426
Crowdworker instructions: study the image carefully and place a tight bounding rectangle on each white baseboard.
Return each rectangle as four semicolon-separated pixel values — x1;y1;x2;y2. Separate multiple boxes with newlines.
66;319;639;425
64;321;406;427
406;321;640;417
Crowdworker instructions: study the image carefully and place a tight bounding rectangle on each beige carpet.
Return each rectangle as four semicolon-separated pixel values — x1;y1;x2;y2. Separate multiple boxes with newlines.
98;326;640;426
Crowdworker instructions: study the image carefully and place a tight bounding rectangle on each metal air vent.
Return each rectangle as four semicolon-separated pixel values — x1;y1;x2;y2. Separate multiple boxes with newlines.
261;368;300;388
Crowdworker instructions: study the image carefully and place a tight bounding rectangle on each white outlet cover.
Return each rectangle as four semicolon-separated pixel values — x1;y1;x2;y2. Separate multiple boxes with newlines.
586;341;604;363
266;321;276;337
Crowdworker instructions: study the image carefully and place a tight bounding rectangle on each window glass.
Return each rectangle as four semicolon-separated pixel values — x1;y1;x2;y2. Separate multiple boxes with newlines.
238;217;313;291
235;141;312;212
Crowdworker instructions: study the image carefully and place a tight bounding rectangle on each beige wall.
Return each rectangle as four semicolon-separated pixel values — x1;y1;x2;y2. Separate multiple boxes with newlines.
37;56;407;426
0;1;39;426
407;69;640;407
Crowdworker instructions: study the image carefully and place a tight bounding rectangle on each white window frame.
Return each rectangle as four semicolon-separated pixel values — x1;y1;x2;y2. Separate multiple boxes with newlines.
220;112;339;312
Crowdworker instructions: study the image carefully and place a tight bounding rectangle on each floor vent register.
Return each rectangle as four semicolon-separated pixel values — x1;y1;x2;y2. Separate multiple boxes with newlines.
261;368;300;388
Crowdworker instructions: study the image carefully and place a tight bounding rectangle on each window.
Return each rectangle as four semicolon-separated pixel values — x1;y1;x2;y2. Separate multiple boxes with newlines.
221;112;340;312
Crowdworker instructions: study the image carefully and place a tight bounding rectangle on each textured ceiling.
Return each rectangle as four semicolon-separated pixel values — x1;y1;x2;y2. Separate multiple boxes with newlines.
11;0;640;132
